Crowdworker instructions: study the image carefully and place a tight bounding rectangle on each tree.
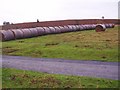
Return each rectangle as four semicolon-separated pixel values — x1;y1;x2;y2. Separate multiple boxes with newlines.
102;16;104;19
3;21;10;25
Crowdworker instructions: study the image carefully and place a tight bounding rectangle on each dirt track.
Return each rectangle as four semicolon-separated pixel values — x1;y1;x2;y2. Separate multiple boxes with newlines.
2;55;119;80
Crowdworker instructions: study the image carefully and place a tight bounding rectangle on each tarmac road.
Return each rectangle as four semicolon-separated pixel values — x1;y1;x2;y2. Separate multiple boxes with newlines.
1;55;119;80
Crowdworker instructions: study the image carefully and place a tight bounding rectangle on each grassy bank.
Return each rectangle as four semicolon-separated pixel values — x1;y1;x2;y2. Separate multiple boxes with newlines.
2;68;119;88
2;26;119;62
0;68;2;89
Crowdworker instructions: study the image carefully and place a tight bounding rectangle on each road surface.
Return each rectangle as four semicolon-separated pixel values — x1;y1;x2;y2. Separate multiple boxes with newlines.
1;55;119;80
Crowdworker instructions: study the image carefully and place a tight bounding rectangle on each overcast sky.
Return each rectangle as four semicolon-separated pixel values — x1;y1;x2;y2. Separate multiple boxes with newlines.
0;0;119;25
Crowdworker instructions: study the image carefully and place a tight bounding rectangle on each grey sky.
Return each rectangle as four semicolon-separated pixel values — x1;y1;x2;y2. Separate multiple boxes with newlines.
0;0;119;25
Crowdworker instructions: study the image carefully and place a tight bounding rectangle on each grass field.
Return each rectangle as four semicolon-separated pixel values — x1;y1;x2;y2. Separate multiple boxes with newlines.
2;68;119;88
0;68;2;89
2;26;119;62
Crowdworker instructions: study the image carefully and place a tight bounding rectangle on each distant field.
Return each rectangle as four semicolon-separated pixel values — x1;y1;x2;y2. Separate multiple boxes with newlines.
2;68;119;88
2;26;119;62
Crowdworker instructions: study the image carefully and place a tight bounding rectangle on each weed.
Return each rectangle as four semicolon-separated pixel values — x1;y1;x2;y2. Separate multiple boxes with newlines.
2;68;119;88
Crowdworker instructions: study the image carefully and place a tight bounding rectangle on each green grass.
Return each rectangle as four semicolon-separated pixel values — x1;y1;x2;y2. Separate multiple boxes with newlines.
2;26;119;62
0;68;2;89
2;68;119;88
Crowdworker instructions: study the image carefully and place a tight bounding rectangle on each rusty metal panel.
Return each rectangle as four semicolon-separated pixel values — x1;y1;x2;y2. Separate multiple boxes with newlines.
21;29;32;38
11;29;24;39
29;28;38;37
0;30;15;41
